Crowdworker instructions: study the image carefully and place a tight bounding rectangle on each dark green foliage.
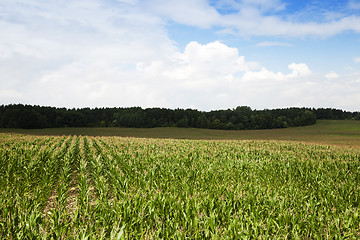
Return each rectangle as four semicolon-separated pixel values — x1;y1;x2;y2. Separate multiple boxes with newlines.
314;108;360;120
1;104;338;130
3;104;359;130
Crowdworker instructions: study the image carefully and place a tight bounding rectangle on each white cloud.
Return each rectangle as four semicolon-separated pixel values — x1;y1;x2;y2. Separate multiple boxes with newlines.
227;14;360;37
138;41;256;91
211;0;286;13
137;41;317;110
117;0;138;4
348;0;360;10
323;11;346;21
241;62;311;82
288;63;312;77
354;57;360;63
143;0;360;37
1;0;360;111
147;0;220;28
256;41;293;47
0;0;177;108
325;71;339;79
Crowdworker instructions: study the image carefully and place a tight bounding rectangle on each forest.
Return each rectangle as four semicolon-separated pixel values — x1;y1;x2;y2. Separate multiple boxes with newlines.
0;104;359;130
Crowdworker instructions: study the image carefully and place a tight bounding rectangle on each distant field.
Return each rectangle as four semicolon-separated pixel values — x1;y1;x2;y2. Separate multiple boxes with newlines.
1;120;360;147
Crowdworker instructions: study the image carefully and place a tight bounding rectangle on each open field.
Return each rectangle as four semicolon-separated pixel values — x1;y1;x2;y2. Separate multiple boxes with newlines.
1;132;360;239
1;120;360;147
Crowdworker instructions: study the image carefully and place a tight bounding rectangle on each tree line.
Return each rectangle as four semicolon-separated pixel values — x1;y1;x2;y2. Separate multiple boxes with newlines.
0;104;358;130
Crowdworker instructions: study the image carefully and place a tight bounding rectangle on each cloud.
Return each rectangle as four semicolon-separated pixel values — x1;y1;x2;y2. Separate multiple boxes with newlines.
117;0;138;4
211;0;286;13
134;40;360;111
147;0;220;28
137;41;316;110
288;63;312;77
0;0;177;108
225;14;360;37
348;0;360;10
325;71;339;79
145;0;360;37
241;62;311;82
256;41;293;47
354;57;360;63
138;41;256;91
1;1;360;111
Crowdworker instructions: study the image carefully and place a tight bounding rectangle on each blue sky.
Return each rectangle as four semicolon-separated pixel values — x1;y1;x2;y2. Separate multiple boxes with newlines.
1;0;360;111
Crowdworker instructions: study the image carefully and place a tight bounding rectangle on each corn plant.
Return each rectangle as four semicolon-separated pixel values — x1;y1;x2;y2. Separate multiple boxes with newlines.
1;134;360;239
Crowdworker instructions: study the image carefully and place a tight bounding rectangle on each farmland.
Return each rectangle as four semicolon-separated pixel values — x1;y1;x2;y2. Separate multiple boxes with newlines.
2;120;360;147
1;130;360;238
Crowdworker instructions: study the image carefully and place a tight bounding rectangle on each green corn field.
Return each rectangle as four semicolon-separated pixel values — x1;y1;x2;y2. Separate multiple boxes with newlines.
1;133;360;239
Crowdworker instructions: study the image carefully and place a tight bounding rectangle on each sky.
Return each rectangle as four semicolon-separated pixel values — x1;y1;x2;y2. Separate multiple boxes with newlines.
1;0;360;111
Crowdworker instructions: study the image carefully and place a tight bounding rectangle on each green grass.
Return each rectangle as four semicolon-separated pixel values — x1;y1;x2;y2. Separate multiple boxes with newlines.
1;120;360;147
